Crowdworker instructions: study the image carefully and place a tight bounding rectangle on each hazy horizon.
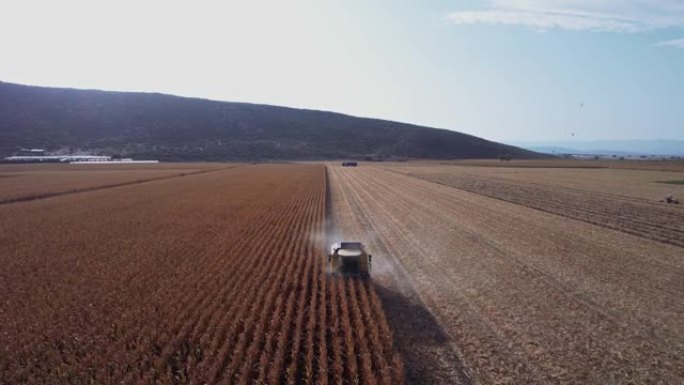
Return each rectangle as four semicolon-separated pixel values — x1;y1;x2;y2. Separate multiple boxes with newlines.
2;0;683;142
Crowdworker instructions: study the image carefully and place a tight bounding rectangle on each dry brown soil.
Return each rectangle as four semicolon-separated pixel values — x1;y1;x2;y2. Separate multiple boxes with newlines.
328;163;683;385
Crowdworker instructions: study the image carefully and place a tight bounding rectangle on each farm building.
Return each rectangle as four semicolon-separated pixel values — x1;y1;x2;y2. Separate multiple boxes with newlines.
3;155;112;163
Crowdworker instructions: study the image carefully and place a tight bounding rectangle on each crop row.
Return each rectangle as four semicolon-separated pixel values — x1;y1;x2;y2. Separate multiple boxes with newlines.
0;164;403;384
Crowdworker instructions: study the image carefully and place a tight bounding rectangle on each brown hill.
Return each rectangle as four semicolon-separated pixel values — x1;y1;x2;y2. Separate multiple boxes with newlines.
0;81;541;161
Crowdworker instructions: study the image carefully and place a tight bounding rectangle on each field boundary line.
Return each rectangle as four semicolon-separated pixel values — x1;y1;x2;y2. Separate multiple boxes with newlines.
382;167;684;249
0;165;240;206
426;177;684;248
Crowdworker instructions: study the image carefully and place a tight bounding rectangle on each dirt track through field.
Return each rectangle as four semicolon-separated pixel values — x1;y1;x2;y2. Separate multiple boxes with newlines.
329;165;684;385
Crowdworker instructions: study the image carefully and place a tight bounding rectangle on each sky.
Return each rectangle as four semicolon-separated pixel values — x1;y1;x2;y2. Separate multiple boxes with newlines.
1;0;683;142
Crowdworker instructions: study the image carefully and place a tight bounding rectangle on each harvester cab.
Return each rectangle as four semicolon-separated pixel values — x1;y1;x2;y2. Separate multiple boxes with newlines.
328;242;371;278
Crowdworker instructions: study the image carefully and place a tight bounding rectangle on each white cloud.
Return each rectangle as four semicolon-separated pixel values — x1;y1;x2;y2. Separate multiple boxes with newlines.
656;38;684;48
448;10;642;32
447;1;684;32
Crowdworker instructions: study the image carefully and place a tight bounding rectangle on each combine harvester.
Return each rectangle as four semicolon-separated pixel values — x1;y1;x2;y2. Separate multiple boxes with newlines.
661;193;680;204
328;242;372;278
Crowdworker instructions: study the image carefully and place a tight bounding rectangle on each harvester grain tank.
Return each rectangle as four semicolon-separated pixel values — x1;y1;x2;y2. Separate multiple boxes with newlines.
328;242;371;277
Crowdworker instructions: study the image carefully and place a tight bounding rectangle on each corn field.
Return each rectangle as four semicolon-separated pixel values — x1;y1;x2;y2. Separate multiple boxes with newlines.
0;164;403;384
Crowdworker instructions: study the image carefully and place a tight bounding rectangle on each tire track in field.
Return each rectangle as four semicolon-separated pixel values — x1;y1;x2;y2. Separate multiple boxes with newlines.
329;165;684;385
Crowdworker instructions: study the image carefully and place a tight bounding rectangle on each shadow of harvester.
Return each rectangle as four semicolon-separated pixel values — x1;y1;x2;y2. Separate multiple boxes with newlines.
373;283;471;385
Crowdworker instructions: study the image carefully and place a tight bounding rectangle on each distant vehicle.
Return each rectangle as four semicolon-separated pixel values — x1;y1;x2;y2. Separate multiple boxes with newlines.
328;242;371;277
662;194;680;204
342;162;358;167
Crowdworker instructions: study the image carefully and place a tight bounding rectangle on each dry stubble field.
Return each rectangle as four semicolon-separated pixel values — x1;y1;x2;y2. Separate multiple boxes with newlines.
329;162;683;384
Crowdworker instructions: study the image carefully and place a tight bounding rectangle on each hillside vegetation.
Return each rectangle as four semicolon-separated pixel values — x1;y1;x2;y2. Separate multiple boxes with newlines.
0;81;539;161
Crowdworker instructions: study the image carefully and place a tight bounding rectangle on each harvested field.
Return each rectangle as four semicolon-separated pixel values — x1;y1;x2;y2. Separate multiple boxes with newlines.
0;163;226;204
329;164;684;385
424;159;684;172
389;164;684;201
0;164;403;384
388;166;684;248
